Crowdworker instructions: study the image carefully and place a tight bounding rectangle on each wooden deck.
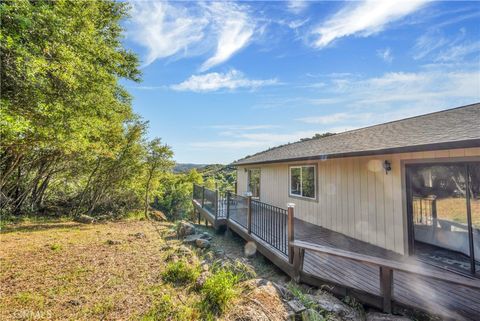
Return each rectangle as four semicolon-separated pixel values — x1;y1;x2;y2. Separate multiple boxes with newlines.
192;198;480;321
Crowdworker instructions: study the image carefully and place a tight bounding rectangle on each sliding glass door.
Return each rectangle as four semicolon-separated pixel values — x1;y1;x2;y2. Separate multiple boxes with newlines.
407;162;480;274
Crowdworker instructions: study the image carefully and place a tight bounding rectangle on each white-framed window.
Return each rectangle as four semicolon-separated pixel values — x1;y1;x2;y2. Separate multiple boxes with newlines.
289;165;316;199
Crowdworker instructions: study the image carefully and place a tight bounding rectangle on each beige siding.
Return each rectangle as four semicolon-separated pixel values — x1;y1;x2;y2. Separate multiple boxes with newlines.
236;147;480;255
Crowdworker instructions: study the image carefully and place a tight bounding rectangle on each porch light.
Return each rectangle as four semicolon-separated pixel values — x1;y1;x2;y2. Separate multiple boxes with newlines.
383;160;392;174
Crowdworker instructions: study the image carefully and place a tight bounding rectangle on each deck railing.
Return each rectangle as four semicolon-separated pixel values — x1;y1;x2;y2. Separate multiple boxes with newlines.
227;192;248;228
290;240;480;314
192;184;293;258
250;200;289;256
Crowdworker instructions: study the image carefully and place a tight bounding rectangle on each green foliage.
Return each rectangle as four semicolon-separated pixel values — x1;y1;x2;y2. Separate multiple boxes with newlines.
141;294;198;321
154;169;203;220
287;282;318;310
162;261;200;286
200;269;239;316
0;0;175;217
198;165;236;192
50;243;62;252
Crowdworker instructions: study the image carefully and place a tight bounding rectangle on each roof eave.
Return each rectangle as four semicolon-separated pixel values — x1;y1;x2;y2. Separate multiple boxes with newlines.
231;139;480;167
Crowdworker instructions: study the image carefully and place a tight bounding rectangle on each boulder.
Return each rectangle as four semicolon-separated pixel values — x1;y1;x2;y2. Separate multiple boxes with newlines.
133;232;146;239
287;299;306;314
307;291;365;321
366;312;412;321
176;221;196;238
272;282;293;300
301;308;324;321
74;214;95;224
200;232;212;240
195;271;210;288
195;238;211;249
223;278;290;321
106;239;121;245
183;234;202;244
149;209;167;221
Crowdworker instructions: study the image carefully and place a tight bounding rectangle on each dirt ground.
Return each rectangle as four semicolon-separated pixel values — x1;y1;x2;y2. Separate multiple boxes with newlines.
0;219;288;320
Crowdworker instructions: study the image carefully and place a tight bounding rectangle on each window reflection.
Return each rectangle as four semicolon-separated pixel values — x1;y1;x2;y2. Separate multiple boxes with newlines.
411;165;470;255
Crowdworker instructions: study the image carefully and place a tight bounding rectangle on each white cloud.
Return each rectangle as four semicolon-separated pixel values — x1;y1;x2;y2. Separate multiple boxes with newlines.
200;2;255;71
312;0;428;48
208;124;279;131
377;47;393;63
412;30;450;60
130;1;256;69
190;130;318;150
435;41;480;62
171;70;277;93
297;113;351;124
287;0;309;14
131;2;208;66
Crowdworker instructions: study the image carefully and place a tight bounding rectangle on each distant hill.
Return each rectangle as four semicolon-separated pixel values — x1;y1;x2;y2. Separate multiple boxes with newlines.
173;163;208;173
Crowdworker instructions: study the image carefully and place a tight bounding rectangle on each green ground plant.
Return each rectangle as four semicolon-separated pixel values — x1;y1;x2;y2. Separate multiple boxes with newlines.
162;260;200;286
200;268;240;317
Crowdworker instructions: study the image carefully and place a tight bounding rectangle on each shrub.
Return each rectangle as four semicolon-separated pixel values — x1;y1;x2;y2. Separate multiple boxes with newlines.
50;243;63;251
287;282;318;310
162;261;199;285
141;294;198;321
200;269;239;316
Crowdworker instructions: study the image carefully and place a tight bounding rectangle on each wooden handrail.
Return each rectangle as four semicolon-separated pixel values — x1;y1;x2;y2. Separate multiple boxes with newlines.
291;240;480;289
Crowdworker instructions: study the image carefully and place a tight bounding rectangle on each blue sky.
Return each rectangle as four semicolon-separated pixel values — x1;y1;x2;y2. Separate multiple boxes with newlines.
121;0;480;164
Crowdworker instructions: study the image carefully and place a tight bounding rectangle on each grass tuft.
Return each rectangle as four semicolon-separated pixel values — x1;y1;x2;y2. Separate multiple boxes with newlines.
200;268;239;317
162;260;199;285
287;282;318;310
141;294;198;321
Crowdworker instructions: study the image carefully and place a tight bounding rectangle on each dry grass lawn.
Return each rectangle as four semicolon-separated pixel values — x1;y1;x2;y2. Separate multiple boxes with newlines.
0;218;288;321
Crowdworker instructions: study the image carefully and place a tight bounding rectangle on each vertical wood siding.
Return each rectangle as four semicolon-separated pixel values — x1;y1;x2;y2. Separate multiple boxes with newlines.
236;147;480;254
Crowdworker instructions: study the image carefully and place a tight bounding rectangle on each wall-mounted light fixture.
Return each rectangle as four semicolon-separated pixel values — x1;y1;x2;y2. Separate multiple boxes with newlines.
383;160;392;174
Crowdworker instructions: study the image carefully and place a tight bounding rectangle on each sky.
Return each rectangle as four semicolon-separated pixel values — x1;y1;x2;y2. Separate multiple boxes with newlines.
121;0;480;164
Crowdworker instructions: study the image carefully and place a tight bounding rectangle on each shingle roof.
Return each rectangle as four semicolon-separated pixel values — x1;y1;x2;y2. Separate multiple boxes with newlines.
233;103;480;166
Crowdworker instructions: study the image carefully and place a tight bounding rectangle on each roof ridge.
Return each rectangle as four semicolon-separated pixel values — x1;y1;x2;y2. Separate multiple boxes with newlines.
232;102;480;165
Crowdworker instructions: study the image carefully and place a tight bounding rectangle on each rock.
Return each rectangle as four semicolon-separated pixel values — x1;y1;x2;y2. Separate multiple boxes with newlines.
67;299;81;306
287;299;306;314
200;232;212;240
307;291;365;321
106;239;121;245
176;245;193;256
176;221;196;238
214;249;225;257
133;232;146;239
301;308;324;321
195;238;211;249
272;282;293;300
74;214;95;224
95;214;111;221
196;271;210;288
366;312;412;321
183;234;202;244
149;209;167;221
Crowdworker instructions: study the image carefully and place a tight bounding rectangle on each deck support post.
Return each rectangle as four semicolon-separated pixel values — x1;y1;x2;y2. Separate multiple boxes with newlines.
246;192;252;234
215;189;219;220
287;203;295;264
226;192;231;232
201;186;205;208
380;266;393;313
292;247;305;282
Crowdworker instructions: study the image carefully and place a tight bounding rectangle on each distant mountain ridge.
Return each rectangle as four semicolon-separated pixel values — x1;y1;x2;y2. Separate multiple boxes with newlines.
173;163;208;173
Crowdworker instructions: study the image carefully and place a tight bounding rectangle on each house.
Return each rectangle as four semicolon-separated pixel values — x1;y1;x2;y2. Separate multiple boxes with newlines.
233;102;480;275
